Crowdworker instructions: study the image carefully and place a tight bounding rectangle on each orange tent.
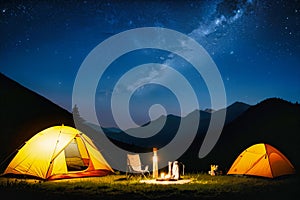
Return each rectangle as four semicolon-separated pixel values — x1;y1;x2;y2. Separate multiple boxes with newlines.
3;125;114;180
227;143;295;178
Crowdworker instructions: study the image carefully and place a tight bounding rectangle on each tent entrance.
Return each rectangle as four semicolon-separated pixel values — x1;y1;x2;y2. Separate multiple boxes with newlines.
64;137;89;171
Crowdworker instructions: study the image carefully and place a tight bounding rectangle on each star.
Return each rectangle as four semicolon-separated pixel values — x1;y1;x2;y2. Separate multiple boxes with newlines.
0;0;299;121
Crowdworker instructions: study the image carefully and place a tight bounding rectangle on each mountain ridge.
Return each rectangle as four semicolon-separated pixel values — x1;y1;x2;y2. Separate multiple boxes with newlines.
87;101;251;150
1;72;299;174
182;97;300;172
0;72;74;171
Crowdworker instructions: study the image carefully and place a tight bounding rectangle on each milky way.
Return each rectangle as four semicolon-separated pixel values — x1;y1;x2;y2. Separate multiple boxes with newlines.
0;0;299;128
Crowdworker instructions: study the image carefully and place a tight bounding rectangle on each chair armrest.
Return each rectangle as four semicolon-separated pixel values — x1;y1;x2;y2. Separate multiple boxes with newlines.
144;165;149;171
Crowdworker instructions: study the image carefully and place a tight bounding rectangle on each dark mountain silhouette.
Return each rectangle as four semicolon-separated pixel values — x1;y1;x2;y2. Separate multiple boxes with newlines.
181;97;300;173
223;101;251;123
92;101;250;149
0;73;74;172
88;114;181;150
81;101;251;173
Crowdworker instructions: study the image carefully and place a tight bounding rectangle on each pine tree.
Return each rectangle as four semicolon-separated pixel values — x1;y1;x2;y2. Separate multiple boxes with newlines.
72;104;85;125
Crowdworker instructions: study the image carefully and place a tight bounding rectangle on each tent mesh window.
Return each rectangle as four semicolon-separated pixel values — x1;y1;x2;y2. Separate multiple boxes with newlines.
64;137;89;171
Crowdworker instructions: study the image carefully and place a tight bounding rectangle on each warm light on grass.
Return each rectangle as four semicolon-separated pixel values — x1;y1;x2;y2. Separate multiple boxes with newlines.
1;173;299;199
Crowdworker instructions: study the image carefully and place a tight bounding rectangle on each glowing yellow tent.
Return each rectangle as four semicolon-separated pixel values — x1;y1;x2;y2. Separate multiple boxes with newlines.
3;125;114;180
227;143;295;178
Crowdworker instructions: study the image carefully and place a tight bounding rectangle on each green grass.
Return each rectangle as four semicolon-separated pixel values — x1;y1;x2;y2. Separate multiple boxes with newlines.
1;173;299;200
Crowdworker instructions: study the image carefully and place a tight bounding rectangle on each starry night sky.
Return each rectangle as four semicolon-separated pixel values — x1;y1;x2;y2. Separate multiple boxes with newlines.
1;0;300;128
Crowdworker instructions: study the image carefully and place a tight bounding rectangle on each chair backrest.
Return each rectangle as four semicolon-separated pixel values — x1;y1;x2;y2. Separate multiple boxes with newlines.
127;154;142;171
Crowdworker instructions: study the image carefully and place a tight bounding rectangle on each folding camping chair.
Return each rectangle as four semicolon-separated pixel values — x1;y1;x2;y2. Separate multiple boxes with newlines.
126;153;150;179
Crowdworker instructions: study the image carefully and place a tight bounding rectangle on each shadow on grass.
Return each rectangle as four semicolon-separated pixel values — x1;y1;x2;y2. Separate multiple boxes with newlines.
114;177;127;181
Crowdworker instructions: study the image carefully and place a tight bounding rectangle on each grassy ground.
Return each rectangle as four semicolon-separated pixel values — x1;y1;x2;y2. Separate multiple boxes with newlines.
0;173;299;200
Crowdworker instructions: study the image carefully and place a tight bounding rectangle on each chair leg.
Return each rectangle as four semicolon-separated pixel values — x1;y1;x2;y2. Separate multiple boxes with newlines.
126;172;132;180
142;171;150;179
142;173;147;179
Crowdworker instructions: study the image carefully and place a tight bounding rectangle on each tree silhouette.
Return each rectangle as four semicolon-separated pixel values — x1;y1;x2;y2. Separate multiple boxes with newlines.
72;104;86;125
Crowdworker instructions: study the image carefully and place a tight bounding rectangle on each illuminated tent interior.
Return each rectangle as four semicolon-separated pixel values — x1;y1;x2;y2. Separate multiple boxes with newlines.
3;125;114;180
227;143;295;178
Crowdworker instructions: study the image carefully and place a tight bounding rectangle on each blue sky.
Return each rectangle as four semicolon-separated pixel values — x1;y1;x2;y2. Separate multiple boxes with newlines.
1;0;299;128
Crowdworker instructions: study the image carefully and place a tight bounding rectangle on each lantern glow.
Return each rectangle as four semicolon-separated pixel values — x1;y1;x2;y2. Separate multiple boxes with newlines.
152;148;158;178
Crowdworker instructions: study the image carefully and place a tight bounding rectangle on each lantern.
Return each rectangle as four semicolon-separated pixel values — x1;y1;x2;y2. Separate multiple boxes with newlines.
152;147;158;178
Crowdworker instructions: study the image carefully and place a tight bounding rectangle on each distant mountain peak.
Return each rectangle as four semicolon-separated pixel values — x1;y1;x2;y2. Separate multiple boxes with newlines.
257;97;293;106
229;101;251;107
